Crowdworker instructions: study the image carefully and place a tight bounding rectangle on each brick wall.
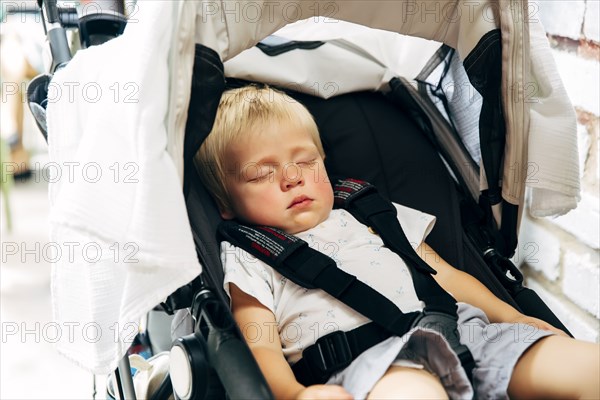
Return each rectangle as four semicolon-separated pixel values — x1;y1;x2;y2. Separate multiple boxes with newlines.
514;1;600;342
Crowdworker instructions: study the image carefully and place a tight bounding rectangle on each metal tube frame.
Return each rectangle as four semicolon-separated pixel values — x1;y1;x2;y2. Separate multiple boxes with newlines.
117;355;137;400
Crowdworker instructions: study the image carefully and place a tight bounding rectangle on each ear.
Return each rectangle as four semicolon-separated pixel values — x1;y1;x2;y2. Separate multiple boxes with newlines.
219;207;235;220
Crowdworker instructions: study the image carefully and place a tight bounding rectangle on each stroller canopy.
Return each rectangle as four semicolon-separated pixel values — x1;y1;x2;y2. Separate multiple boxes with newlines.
45;0;579;373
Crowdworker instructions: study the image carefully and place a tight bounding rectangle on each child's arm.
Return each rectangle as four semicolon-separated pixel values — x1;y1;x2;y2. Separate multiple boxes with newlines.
416;243;567;335
229;284;353;400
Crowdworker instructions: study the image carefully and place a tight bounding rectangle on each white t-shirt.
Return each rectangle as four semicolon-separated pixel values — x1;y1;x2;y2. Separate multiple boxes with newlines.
221;203;436;364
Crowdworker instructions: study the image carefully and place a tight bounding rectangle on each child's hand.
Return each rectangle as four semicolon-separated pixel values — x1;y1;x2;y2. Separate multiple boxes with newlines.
296;384;353;399
511;314;570;337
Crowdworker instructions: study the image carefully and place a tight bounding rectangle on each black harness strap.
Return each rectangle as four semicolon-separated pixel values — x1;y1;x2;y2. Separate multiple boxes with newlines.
218;223;422;336
217;178;475;385
334;179;457;315
333;179;474;378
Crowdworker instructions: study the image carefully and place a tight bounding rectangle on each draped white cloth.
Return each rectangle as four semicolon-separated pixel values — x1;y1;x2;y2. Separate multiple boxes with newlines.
47;2;201;373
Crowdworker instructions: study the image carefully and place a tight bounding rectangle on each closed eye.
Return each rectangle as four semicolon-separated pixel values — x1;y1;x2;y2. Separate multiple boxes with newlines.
297;159;317;167
248;171;273;183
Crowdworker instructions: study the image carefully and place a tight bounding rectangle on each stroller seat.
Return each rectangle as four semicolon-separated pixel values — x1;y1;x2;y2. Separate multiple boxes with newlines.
167;77;522;400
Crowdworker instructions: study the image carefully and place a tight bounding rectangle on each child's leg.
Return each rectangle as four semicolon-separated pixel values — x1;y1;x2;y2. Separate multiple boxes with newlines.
367;366;448;400
508;336;600;399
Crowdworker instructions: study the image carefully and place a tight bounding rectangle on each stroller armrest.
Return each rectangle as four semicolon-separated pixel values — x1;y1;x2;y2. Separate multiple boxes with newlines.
170;286;274;400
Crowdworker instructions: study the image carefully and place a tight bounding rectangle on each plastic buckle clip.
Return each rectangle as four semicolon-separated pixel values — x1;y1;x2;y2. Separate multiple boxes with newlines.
303;330;353;376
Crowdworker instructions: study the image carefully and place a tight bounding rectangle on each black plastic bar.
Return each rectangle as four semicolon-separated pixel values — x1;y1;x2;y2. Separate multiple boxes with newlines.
47;27;72;70
40;0;72;70
43;0;60;23
58;7;78;28
193;286;275;400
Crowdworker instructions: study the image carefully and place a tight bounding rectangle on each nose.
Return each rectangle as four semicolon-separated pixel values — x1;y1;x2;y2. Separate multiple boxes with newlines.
281;166;304;191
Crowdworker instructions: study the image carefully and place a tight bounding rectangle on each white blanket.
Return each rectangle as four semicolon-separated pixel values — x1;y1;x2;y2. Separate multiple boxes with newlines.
47;2;200;374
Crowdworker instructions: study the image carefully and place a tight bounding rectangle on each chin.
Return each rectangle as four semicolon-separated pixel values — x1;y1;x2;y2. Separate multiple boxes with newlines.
290;220;321;234
284;224;306;234
283;224;309;235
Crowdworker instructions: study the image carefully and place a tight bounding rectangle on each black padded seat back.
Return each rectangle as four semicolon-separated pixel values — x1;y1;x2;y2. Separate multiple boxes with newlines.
185;165;229;305
182;67;518;308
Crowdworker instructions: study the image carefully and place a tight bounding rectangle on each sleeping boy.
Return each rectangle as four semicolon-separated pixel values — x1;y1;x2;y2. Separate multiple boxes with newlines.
195;85;599;399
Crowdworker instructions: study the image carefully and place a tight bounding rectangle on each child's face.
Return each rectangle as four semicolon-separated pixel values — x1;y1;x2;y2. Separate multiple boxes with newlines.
221;120;334;234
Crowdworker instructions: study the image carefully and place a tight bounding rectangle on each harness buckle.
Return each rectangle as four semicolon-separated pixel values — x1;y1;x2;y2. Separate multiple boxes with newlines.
302;330;353;377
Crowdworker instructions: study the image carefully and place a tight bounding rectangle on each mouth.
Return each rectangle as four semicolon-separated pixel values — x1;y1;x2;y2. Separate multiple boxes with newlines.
288;195;312;209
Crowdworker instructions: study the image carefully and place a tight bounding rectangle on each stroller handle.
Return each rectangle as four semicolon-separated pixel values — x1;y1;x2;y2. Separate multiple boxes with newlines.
40;0;72;71
37;0;127;72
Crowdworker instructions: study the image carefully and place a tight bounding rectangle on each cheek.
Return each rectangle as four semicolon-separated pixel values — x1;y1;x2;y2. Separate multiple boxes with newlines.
316;182;334;205
325;188;335;208
234;186;278;210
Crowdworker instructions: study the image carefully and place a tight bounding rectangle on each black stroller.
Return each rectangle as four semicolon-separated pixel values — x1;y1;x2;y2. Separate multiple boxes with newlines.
26;1;579;398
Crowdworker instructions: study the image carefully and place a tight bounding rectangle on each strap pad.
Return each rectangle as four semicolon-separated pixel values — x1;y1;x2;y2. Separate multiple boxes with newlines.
333;178;398;226
218;221;321;289
218;222;305;266
333;178;376;208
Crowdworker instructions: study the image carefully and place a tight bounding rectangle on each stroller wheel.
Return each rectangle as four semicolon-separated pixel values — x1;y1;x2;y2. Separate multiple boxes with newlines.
170;334;210;400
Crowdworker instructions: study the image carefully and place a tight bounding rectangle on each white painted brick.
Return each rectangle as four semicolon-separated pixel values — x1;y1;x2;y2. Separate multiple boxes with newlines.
596;131;600;178
563;250;600;318
537;0;585;40
526;279;599;342
551;193;600;249
584;0;600;42
552;49;600;115
514;215;560;280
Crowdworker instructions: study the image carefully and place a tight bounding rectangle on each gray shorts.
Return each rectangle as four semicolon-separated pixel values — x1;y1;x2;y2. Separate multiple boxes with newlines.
326;303;554;399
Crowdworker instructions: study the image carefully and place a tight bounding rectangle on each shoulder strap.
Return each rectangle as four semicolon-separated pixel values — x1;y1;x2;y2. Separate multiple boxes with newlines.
332;179;475;382
218;221;421;336
332;178;457;316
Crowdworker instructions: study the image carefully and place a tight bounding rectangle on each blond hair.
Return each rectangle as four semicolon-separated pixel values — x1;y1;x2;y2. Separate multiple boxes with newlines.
194;85;324;213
